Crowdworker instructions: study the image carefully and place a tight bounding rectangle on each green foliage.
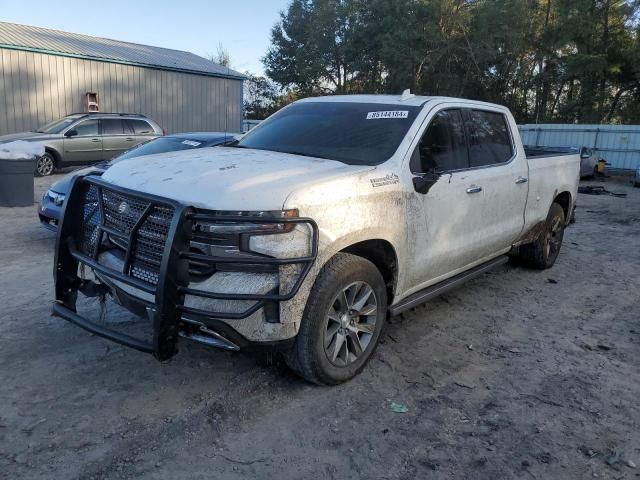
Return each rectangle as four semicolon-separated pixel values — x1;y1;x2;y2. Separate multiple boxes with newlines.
263;0;640;124
243;73;296;120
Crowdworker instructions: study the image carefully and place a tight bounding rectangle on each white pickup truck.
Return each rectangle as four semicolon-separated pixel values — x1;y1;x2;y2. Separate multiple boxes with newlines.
54;94;580;384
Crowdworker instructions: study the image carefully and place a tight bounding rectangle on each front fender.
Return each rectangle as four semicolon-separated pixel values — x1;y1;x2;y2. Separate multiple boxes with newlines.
42;141;64;162
280;195;408;332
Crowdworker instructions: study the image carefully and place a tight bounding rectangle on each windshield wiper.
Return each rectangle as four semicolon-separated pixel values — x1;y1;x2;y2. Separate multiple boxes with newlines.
279;150;330;160
229;144;330;160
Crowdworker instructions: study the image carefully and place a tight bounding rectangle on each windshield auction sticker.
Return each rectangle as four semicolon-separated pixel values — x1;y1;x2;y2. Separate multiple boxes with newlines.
366;111;409;120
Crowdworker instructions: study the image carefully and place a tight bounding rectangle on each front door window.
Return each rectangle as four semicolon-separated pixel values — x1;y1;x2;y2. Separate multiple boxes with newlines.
73;119;99;136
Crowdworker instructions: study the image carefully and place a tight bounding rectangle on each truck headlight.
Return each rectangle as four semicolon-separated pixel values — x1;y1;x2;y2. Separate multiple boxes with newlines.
189;209;312;278
46;189;66;206
194;209;298;235
181;208;318;319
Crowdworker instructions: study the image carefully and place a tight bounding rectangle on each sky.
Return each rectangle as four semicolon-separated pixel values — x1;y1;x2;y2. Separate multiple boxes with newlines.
0;0;291;75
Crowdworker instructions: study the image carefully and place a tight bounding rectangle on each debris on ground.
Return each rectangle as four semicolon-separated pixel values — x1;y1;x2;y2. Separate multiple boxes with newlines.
388;401;409;413
580;446;599;458
22;418;47;434
454;381;475;389
605;450;624;471
579;343;614;352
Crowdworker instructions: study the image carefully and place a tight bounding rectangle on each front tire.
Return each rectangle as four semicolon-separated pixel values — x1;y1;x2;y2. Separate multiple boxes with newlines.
35;152;56;177
519;202;566;269
286;253;387;385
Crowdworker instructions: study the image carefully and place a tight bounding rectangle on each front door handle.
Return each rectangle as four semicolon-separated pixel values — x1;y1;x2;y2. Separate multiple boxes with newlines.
125;137;135;141
515;176;528;184
91;138;100;143
466;185;482;194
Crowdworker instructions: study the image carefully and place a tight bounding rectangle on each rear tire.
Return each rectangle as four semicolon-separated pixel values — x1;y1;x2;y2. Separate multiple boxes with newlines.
286;253;387;385
35;152;56;177
519;203;566;269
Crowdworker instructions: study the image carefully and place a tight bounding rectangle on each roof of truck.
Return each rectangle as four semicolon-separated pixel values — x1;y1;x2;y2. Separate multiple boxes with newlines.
297;94;508;110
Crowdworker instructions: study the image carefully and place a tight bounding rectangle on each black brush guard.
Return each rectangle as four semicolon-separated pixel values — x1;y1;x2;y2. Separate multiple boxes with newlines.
53;176;318;360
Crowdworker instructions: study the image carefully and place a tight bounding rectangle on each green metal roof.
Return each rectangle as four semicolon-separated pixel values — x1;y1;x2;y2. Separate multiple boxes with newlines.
0;21;245;80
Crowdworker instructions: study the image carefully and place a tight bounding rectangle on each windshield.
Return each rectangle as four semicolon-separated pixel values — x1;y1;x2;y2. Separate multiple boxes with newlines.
235;102;420;165
108;137;212;165
36;116;81;134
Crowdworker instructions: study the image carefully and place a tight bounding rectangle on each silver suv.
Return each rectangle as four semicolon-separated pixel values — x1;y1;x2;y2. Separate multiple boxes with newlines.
0;113;163;176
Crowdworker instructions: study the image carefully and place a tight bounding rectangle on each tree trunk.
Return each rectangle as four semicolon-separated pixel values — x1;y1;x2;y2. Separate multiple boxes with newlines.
549;79;567;119
597;0;611;122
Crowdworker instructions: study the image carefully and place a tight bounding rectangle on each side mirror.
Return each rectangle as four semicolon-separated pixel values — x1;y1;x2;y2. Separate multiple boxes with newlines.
65;129;78;138
412;171;440;195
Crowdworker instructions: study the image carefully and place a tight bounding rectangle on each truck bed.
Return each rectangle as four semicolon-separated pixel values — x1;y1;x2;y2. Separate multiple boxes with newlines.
523;148;580;232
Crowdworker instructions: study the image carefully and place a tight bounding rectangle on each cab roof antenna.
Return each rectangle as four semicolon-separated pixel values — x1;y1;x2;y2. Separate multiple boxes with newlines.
400;89;415;101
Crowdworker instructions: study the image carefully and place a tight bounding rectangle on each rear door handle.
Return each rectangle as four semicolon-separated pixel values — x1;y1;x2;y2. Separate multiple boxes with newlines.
515;177;528;184
91;138;101;143
466;185;482;194
125;137;135;141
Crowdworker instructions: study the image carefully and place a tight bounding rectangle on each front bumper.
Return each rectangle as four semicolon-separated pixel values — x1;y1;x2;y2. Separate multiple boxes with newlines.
53;176;318;360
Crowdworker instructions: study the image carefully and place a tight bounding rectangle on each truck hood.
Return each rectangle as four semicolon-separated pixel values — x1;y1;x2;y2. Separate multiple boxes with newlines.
101;147;373;210
0;131;60;143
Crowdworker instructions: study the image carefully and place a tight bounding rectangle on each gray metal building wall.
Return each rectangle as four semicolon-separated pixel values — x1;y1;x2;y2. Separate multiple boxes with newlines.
518;124;640;171
0;48;242;136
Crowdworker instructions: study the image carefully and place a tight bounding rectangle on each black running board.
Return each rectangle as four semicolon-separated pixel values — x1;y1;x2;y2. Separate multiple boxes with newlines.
389;255;509;316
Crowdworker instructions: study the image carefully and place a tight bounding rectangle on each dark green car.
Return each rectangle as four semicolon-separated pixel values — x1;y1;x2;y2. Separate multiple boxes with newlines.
0;113;163;176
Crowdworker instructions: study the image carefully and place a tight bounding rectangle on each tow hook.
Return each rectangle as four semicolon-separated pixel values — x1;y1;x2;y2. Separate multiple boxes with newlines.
178;319;240;351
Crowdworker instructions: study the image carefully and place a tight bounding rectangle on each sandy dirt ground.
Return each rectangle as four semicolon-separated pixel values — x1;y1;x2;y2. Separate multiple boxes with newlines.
0;173;639;480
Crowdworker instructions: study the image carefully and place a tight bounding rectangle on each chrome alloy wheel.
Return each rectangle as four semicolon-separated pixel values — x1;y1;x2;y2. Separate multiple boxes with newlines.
324;281;378;367
36;154;54;176
546;214;563;258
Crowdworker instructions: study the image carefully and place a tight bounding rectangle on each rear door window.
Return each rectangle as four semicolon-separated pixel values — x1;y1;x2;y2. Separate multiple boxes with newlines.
411;109;469;173
129;119;154;135
101;119;129;135
465;110;513;167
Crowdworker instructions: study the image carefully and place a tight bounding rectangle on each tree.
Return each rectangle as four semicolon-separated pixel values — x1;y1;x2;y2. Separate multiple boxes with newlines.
264;0;380;94
210;42;232;68
263;0;640;124
243;73;295;119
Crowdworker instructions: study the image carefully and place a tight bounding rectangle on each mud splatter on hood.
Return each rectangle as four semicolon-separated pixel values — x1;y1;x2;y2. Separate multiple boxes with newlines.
101;147;373;210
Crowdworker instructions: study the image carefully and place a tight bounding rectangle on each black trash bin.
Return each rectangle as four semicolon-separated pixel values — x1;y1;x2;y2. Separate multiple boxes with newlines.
0;156;37;207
